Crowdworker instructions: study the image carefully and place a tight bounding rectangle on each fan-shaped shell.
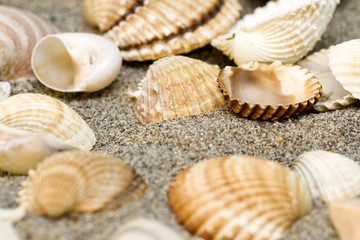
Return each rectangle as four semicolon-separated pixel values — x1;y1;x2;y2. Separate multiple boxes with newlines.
0;93;96;151
0;6;58;81
0;82;10;102
18;151;147;217
168;155;312;240
127;56;225;124
291;151;360;204
217;61;322;120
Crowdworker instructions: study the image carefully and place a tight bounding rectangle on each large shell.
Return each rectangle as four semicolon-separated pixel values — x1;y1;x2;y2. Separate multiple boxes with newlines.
18;151;147;217
0;93;96;151
217;61;322;120
291;151;360;204
0;82;10;102
31;33;122;92
168;155;312;240
211;0;339;65
0;6;58;81
127;56;225;124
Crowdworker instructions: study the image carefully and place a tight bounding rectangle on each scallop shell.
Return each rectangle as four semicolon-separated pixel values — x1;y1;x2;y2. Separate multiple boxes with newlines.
291;151;360;204
168;155;312;240
18;151;147;217
0;93;96;151
31;33;122;92
127;56;225;124
217;61;322;120
211;0;339;65
0;82;10;102
0;6;58;81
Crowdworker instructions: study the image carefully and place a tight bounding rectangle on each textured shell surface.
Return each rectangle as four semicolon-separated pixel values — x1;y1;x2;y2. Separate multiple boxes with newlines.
18;151;147;217
31;33;122;92
0;5;58;81
168;155;312;240
292;151;360;204
128;56;225;124
217;61;322;120
0;81;10;102
0;93;96;151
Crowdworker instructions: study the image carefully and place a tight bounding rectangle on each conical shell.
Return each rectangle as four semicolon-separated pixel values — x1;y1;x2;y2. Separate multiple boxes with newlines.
168;155;312;240
0;93;96;151
0;82;10;102
217;61;322;120
18;151;147;217
128;56;225;124
0;6;58;81
292;151;360;204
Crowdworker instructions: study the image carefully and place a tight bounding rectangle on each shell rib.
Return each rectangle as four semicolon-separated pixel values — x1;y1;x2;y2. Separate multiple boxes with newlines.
128;56;225;124
31;33;122;92
0;6;58;81
168;155;312;240
0;82;10;102
0;93;96;151
291;151;360;204
18;151;147;217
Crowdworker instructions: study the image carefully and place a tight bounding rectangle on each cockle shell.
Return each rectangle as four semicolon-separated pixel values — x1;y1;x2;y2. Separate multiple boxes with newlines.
0;93;96;151
31;33;122;92
0;6;58;81
291;151;360;204
168;155;312;240
128;56;225;124
217;61;322;120
18;151;147;217
0;82;10;102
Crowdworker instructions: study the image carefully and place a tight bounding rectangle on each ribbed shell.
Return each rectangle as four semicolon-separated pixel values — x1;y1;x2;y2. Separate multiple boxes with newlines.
0;93;96;151
168;155;312;240
292;151;360;204
0;82;10;102
0;6;58;80
128;56;225;124
18;151;147;217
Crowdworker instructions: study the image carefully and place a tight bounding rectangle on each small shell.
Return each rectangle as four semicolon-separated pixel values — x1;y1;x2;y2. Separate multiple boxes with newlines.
168;155;312;240
31;33;122;92
217;61;322;120
0;207;26;240
128;56;225;124
0;82;11;102
0;6;58;81
0;93;96;151
291;151;360;204
18;151;147;217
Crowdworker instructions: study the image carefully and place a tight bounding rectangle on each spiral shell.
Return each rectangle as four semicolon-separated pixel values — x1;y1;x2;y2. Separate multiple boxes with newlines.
0;82;10;102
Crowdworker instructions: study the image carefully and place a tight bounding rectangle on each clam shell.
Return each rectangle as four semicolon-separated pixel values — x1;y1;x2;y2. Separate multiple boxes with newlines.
0;82;11;102
168;155;312;240
0;6;58;81
0;93;96;151
217;61;322;120
291;151;360;204
18;151;147;217
127;56;225;124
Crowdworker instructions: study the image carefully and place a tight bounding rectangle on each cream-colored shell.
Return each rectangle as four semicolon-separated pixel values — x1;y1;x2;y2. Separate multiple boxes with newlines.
128;56;225;124
292;151;360;204
31;33;122;92
18;151;147;217
0;82;10;102
217;61;322;120
0;6;58;80
0;207;26;240
168;155;312;240
0;93;96;151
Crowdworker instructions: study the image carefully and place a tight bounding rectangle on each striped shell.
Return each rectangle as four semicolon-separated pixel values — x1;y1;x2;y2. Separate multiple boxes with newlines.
18;151;147;217
0;6;58;80
168;155;312;240
128;56;225;124
0;82;10;102
0;93;96;151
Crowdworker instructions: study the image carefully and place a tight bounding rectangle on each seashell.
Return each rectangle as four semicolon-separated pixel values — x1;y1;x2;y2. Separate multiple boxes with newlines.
291;151;360;204
0;93;96;151
0;6;58;81
127;56;225;124
168;155;312;240
18;150;147;217
84;0;242;61
0;82;11;102
0;207;26;240
211;0;339;65
217;61;322;120
31;33;122;92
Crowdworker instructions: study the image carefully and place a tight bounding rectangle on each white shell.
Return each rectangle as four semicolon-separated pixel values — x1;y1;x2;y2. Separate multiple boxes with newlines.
31;33;122;92
0;82;10;102
0;207;25;240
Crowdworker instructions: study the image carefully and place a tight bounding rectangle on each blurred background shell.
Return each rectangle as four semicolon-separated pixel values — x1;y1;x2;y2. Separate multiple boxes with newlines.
0;82;10;102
